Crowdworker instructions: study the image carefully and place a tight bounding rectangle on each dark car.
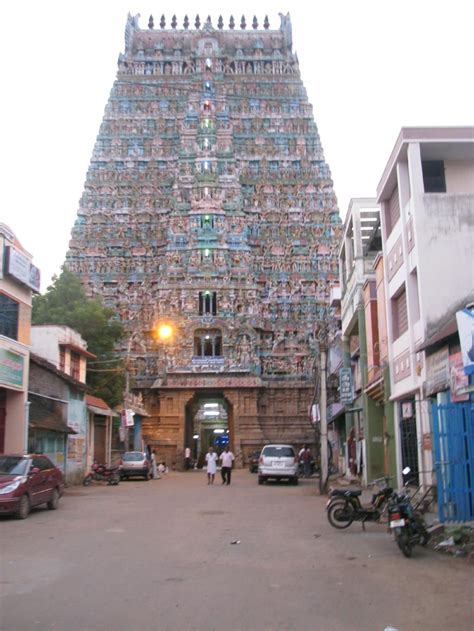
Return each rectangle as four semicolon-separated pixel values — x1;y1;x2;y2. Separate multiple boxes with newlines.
0;454;65;519
119;451;151;480
248;450;261;473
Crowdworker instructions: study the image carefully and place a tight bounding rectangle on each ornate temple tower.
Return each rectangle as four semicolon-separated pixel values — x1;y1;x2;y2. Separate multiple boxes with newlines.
66;13;341;467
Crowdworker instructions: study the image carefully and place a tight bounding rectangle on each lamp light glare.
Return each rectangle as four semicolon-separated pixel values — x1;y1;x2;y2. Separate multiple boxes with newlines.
157;324;173;341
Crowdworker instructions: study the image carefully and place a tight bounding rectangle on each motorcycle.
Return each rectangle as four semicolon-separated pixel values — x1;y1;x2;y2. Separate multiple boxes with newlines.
298;458;316;478
326;476;394;529
388;468;430;557
83;462;120;486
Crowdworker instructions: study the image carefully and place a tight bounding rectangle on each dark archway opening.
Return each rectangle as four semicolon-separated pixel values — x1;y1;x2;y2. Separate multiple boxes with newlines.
185;392;233;468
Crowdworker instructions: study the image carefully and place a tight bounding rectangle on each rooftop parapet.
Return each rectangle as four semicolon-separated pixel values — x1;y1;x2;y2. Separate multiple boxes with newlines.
123;12;293;57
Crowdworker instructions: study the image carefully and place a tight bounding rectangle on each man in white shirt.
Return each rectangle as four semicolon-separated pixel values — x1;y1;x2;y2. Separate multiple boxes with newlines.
205;446;218;484
184;446;191;470
220;445;235;485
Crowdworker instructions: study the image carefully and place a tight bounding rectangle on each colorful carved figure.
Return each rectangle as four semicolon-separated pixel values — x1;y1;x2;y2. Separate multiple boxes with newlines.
66;13;340;445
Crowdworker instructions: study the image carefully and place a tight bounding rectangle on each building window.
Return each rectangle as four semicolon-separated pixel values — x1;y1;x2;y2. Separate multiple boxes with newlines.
269;161;279;173
249;161;259;174
385;186;400;237
200;215;214;230
392;287;408;340
194;329;222;357
71;352;80;381
199;291;217;315
0;293;19;340
201;248;212;263
409;269;421;323
422;161;446;193
59;348;66;373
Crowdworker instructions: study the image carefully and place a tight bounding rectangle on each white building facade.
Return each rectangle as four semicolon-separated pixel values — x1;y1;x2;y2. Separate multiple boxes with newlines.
376;127;474;490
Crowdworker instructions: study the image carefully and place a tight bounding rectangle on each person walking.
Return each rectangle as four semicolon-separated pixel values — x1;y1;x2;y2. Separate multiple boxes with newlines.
300;445;313;478
184;446;192;470
205;446;218;484
151;450;160;480
220;445;235;485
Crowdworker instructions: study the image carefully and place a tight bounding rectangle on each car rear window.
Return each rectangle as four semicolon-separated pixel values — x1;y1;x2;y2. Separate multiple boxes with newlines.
262;447;295;458
123;453;144;461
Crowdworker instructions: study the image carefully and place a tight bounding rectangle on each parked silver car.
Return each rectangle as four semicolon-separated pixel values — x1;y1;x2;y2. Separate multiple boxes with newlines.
119;452;151;480
258;444;298;485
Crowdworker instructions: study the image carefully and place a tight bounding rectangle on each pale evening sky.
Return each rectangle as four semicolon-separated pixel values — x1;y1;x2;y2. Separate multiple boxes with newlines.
1;0;473;291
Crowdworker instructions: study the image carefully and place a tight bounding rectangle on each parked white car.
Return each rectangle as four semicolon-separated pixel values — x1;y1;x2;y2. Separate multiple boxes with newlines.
258;444;298;485
119;451;151;481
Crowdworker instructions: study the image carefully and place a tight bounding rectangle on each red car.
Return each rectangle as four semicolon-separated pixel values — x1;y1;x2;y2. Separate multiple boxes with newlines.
0;454;65;519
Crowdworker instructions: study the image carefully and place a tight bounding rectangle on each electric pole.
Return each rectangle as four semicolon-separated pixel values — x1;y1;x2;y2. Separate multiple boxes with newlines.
319;343;328;494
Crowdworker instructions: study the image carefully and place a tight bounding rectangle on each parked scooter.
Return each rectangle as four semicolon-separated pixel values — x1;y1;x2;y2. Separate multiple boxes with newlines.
388;467;430;557
326;476;394;529
83;461;120;486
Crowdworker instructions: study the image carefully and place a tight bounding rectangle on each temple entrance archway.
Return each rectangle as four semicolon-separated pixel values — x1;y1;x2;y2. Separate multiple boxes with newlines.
185;392;234;467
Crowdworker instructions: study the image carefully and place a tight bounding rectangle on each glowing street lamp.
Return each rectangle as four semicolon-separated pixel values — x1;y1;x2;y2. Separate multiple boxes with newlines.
157;323;173;341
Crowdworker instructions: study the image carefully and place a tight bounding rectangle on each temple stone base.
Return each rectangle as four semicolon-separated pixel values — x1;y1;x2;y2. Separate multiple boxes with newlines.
141;376;316;469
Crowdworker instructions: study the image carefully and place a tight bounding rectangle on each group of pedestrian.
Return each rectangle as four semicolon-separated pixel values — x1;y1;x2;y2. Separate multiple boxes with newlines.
149;449;168;480
205;445;235;485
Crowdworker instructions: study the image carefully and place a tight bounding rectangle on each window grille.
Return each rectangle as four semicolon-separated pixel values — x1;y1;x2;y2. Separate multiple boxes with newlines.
194;329;222;357
199;291;217;315
392;288;408;339
0;293;19;340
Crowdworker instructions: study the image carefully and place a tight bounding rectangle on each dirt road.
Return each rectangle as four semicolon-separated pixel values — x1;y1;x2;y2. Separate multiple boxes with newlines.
1;470;472;631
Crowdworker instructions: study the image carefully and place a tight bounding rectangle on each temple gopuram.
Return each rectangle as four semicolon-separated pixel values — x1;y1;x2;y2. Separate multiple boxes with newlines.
66;13;341;467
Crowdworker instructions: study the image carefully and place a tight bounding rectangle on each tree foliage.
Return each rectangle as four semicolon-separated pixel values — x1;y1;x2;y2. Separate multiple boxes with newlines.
32;269;125;406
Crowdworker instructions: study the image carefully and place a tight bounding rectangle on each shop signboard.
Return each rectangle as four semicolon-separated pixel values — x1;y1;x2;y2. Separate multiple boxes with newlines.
0;348;24;388
6;246;41;293
449;351;470;402
121;409;134;427
339;367;353;404
456;308;474;375
425;346;449;396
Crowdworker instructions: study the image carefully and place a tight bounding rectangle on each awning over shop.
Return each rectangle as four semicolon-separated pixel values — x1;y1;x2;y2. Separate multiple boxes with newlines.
416;316;458;353
86;394;116;417
59;342;96;360
328;402;345;423
365;375;385;403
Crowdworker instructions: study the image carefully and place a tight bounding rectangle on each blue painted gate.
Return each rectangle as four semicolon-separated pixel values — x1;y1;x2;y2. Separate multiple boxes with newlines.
432;398;474;522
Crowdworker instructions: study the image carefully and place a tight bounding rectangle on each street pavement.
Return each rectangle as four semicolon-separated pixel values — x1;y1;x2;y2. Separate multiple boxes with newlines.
1;469;472;631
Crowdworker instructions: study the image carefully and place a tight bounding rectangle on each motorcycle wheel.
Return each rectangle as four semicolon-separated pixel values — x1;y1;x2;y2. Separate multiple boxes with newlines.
396;531;413;558
83;474;93;486
327;500;354;529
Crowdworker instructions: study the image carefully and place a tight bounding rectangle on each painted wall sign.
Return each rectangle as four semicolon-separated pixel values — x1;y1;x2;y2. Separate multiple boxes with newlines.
401;401;413;419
